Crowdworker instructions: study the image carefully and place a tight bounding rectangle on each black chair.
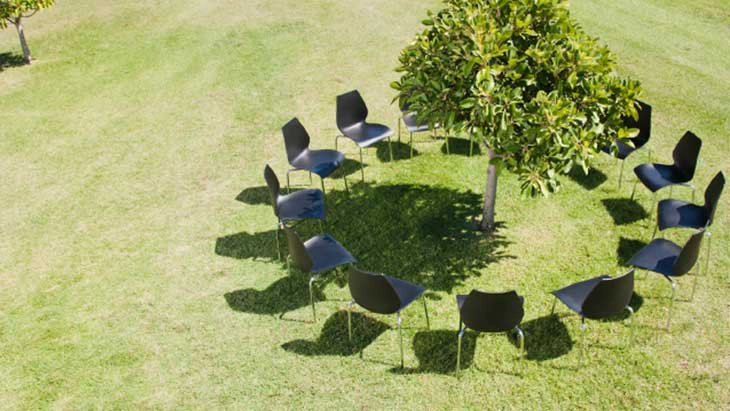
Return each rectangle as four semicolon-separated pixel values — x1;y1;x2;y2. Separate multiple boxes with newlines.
282;117;348;195
656;171;724;275
336;90;394;181
346;266;429;368
550;270;635;358
601;100;652;189
399;102;443;158
283;226;356;322
628;229;704;328
631;131;702;203
264;164;325;260
455;290;525;371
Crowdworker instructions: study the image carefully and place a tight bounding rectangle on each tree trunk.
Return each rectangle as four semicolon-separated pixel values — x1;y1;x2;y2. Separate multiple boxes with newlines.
14;18;32;64
480;145;498;232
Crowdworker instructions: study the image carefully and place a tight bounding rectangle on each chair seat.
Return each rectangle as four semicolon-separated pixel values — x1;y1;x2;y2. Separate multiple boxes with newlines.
601;138;641;160
402;112;438;133
291;149;345;178
634;163;690;192
304;234;356;273
627;238;681;276
385;276;425;310
277;189;325;222
341;122;393;147
551;275;609;315
657;199;708;231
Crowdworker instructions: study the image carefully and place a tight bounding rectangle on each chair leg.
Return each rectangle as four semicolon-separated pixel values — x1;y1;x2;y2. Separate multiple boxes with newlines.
309;171;312;185
342;171;349;194
690;269;699;302
409;132;414;158
274;223;281;261
388;137;394;162
625;305;634;345
347;300;354;343
550;296;557;315
630;180;639;200
579;317;586;365
669;185;673;198
704;231;712;277
335;135;341;151
286;170;292;194
456;321;464;372
515;326;525;359
666;280;676;330
397;311;404;368
359;147;365;182
320;177;326;198
422;296;430;330
309;276;317;323
618;160;625;191
652;223;658;240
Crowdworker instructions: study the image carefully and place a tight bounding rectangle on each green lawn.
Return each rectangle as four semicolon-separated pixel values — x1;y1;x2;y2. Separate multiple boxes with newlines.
1;0;728;409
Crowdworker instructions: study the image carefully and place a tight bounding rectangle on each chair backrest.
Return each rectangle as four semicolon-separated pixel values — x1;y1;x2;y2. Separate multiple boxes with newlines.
460;289;524;333
263;164;280;216
672;131;702;180
672;229;705;277
623;100;652;148
282;118;310;164
282;226;313;273
704;171;725;225
581;270;635;319
336;90;368;131
347;267;401;315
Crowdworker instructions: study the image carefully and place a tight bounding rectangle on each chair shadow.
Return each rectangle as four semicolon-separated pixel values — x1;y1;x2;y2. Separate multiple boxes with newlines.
617;237;648;266
597;292;645;322
408;329;477;374
219;182;514;300
376;140;419;162
602;198;648;225
440;137;481;156
568;167;607;190
281;311;390;356
520;314;574;361
224;273;326;316
0;52;25;71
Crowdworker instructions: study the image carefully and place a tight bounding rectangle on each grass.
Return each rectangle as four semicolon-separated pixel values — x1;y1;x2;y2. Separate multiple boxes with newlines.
0;0;728;409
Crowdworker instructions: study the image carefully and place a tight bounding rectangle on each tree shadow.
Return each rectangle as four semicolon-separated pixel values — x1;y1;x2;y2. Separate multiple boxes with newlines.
281;311;390;356
224;273;326;316
0;52;25;71
602;198;648;225
617;237;647;266
568;167;607;190
409;329;476;374
520;314;574;361
376;140;419;162
219;182;514;295
440;137;481;156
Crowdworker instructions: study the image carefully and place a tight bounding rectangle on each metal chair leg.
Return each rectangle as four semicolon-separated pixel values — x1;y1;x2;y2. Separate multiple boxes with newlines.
274;223;281;261
343;172;349;193
320;177;326;197
667;280;676;330
422;296;430;330
630;180;639;200
409;132;414;158
515;326;525;359
397;311;404;368
690;269;699;302
286;170;292;194
309;171;312;185
388;137;394;162
359;147;365;182
309;276;317;323
625;305;634;345
618;160;625;191
550;296;557;315
705;231;712;277
347;300;354;343
579;317;586;365
456;321;464;372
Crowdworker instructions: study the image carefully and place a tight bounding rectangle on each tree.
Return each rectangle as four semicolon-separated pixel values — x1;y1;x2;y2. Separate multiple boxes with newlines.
0;0;55;64
392;0;642;232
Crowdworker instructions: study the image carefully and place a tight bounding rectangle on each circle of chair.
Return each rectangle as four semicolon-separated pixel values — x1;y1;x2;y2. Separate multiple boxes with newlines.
261;91;725;371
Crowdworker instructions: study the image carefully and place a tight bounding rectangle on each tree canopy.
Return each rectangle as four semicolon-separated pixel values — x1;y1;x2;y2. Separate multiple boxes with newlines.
0;0;53;27
392;0;642;195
